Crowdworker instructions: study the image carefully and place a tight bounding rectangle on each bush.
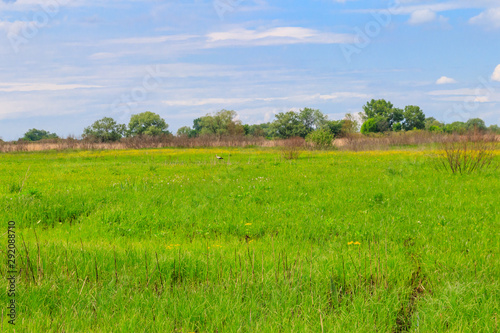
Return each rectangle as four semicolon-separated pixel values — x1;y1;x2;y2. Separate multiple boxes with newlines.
281;137;304;160
435;133;497;174
429;125;442;133
23;129;58;141
306;129;334;148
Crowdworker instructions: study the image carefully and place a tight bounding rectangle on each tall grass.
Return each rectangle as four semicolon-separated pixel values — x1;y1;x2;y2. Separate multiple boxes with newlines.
2;131;498;153
434;132;497;174
0;148;498;331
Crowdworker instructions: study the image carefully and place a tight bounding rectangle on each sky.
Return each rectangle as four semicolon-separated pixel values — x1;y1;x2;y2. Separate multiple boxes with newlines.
0;0;499;140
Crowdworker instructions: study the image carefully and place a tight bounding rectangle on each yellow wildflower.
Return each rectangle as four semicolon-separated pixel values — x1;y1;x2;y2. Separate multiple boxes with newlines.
348;241;354;245
245;223;252;226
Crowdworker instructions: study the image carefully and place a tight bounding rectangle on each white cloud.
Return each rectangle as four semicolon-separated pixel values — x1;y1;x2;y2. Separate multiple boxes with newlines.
408;9;437;25
492;64;500;82
107;34;198;45
0;83;101;92
0;19;33;35
207;27;355;46
474;96;489;103
429;88;482;96
161;92;369;107
428;88;499;103
436;76;457;85
470;8;500;29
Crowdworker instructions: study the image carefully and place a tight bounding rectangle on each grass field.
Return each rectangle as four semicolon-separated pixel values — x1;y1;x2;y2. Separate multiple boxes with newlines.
1;147;499;332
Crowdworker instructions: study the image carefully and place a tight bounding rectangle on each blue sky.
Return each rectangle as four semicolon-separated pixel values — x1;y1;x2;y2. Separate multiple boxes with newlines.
0;0;499;140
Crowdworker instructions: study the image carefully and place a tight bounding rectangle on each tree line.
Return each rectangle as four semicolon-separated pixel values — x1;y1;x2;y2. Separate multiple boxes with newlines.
15;99;500;143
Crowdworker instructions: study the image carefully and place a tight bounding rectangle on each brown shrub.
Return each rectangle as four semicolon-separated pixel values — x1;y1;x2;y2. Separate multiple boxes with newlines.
280;137;304;160
434;132;498;174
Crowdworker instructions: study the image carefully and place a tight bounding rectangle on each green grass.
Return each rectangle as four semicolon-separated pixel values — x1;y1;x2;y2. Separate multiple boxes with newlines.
0;147;499;332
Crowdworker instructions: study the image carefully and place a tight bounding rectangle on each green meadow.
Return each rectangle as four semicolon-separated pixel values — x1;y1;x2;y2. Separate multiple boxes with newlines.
1;147;499;332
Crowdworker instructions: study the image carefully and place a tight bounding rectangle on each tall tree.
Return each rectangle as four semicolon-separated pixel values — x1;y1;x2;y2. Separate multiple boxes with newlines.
299;108;327;133
403;105;426;131
466;118;486;131
128;111;170;136
270;111;307;138
176;126;192;137
198;110;244;137
83;117;126;142
361;99;403;131
361;99;394;119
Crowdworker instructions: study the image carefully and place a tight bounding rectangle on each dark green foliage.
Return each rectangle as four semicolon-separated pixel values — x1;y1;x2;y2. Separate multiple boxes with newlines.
83;117;126;142
270;108;328;138
466;118;487;132
403;105;425;131
197;110;244;137
270;111;307;138
128;111;170;136
23;128;58;141
243;123;271;137
325;120;344;137
299;107;327;133
362;99;394;119
361;99;418;133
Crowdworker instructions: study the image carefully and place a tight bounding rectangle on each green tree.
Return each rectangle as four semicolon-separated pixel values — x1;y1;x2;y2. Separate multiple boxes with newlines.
362;99;394;119
466;118;486;132
299;108;328;133
23;129;58;141
243;123;271;137
488;124;500;134
176;126;192;137
443;121;467;134
425;117;444;130
361;99;403;131
325;120;344;137
128;112;170;136
342;113;360;134
270;111;307;138
270;108;329;138
403;105;426;131
198;110;244;137
83;117;126;142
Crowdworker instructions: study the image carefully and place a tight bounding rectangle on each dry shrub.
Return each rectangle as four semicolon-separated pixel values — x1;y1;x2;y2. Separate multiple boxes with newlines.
434;133;498;174
280;137;304;160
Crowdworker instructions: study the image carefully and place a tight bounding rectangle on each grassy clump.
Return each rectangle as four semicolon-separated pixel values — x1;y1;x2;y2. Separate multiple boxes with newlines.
435;134;497;174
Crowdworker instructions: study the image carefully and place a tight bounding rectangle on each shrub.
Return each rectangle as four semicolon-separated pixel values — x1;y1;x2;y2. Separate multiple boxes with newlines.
429;125;442;133
435;133;497;174
281;137;304;160
305;129;334;148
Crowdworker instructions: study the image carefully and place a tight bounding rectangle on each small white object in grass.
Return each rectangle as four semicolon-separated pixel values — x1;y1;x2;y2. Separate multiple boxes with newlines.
216;154;223;160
